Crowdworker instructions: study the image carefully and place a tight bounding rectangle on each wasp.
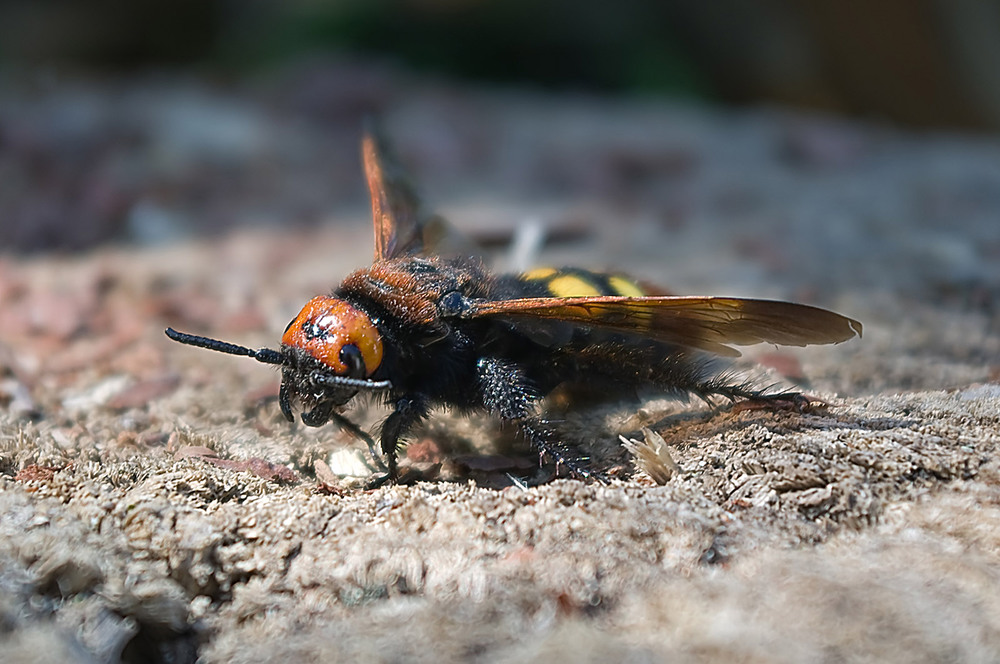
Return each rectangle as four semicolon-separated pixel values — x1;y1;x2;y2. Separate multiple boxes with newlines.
166;128;861;483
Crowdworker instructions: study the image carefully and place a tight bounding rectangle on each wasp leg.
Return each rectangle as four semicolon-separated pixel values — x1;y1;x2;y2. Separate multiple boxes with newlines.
327;411;388;473
476;357;595;480
570;343;793;407
730;392;821;413
380;396;430;481
683;375;806;409
644;362;814;414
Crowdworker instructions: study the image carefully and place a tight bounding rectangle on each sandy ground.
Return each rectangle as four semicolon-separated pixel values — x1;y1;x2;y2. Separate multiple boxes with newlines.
1;71;999;663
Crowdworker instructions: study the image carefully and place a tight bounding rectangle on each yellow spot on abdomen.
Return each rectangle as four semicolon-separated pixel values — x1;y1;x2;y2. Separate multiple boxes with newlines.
547;274;603;297
608;275;646;297
609;275;652;327
523;267;557;280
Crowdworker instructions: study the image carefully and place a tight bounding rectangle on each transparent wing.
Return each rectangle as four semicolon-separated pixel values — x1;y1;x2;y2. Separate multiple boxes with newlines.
363;125;471;261
464;295;862;357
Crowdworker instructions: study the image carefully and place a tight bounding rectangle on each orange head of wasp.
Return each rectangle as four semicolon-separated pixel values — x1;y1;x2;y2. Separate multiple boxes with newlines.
165;296;390;428
280;296;383;378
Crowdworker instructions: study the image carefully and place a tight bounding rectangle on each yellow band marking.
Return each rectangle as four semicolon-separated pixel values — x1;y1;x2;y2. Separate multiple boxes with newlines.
608;275;645;297
523;267;557;280
547;274;603;298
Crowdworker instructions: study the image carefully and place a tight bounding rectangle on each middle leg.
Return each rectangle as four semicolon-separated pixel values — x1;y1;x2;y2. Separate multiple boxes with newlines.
476;356;595;478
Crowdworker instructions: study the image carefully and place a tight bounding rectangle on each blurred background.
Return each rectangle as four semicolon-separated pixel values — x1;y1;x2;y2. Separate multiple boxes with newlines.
2;0;1000;253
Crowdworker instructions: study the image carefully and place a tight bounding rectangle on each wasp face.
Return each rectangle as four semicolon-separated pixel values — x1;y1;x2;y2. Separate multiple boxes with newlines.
281;296;383;374
278;296;384;426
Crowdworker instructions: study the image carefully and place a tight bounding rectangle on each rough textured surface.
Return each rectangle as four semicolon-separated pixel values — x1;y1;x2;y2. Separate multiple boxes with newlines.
1;69;999;663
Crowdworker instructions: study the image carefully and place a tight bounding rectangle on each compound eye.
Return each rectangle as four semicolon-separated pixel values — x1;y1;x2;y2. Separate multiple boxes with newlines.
339;344;366;378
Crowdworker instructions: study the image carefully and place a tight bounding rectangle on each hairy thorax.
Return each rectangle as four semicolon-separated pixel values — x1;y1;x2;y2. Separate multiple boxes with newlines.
338;256;492;327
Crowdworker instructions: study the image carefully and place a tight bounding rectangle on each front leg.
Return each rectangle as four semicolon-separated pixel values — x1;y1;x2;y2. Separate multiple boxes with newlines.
476;357;593;479
380;395;430;480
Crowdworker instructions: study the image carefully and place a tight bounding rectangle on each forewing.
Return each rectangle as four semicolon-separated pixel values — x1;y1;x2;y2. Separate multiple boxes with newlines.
464;295;862;357
363;127;422;261
363;127;472;261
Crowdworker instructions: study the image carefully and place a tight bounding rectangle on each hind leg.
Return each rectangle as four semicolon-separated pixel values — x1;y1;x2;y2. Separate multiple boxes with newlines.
565;342;798;406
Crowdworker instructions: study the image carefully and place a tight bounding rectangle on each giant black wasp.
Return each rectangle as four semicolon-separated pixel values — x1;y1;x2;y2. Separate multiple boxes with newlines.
166;128;862;483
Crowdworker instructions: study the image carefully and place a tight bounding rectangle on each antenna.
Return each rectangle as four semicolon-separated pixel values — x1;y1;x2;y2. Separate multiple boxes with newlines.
164;328;285;365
